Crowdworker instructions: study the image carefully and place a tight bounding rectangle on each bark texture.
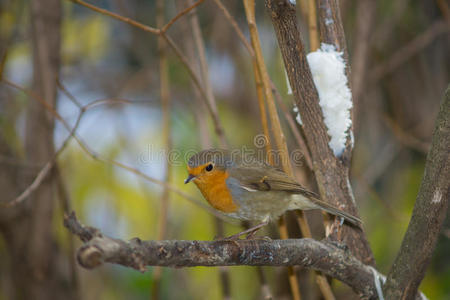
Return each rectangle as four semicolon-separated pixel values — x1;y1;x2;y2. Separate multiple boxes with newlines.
65;212;383;299
265;0;374;265
350;0;377;130
383;87;450;299
0;0;78;299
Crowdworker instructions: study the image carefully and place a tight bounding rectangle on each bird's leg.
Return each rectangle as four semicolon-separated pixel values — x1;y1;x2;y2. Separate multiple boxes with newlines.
245;220;270;239
223;219;269;240
335;216;345;240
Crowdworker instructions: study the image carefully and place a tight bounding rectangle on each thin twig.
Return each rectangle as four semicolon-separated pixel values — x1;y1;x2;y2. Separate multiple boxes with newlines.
436;0;450;20
161;0;206;33
253;60;272;157
70;0;160;34
187;0;228;148
212;0;255;56
185;1;232;297
82;98;136;110
242;0;291;174
211;0;293;156
156;0;171;251
161;33;228;144
351;0;377;132
307;0;319;51
382;114;430;154
59;80;137;110
272;86;313;170
70;0;228;146
211;0;272;156
370;19;450;83
4;94;83;207
55;167;80;299
3;78;93;155
242;1;303;299
152;0;172;298
2;79;220;217
257;267;273;300
57;78;82;108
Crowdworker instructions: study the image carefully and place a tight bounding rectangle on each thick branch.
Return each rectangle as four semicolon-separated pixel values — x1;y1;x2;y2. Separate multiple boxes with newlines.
265;0;374;265
65;212;379;299
383;87;450;299
317;0;347;55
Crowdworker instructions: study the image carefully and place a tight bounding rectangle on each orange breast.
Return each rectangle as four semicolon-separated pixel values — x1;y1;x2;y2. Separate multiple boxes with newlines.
194;170;238;213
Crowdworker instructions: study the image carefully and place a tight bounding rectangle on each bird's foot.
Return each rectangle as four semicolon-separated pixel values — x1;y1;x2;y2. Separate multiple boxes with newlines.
220;220;269;241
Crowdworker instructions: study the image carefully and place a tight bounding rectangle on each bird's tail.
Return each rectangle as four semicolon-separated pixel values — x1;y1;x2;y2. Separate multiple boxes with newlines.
312;198;362;226
290;194;362;226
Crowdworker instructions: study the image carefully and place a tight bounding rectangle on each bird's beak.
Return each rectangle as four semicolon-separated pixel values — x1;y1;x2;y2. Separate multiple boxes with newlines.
184;174;196;184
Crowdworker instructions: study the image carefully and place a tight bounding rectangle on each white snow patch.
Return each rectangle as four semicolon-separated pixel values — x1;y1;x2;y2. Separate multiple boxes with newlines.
350;131;355;148
285;67;302;125
432;189;442;204
368;266;428;300
285;68;292;95
369;266;386;300
293;106;302;125
289;0;296;4
307;43;352;156
325;18;334;25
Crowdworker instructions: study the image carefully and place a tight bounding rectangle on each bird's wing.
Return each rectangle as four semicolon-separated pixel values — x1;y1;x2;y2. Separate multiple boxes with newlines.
228;165;319;199
229;165;362;225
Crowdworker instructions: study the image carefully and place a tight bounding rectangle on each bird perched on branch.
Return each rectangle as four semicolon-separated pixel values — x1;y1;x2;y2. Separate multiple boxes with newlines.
185;149;361;239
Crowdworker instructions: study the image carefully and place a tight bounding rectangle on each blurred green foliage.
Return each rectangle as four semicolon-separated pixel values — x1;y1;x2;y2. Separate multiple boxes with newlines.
0;0;448;299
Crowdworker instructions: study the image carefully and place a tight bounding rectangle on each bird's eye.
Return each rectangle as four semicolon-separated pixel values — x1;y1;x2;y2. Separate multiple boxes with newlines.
205;164;213;172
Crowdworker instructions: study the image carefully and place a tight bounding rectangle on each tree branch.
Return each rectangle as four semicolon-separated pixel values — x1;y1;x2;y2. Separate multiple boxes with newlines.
383;87;450;299
265;0;374;265
65;212;381;299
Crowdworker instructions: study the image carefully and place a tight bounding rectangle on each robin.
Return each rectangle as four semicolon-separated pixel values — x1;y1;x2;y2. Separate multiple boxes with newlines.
185;149;361;238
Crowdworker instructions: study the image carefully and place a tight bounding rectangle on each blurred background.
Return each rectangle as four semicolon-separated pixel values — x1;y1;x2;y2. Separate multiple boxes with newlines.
0;0;449;299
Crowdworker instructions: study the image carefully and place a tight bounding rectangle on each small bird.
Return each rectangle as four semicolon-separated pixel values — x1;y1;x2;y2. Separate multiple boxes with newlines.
185;149;361;238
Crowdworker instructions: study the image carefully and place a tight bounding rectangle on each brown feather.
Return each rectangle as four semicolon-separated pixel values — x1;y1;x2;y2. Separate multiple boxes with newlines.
229;165;362;225
229;165;319;198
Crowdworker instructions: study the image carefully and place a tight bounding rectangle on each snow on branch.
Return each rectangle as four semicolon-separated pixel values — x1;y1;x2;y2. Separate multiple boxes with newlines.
307;43;352;156
289;43;352;156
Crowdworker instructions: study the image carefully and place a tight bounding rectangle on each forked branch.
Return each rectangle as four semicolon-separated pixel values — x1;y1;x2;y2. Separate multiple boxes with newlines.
65;211;398;300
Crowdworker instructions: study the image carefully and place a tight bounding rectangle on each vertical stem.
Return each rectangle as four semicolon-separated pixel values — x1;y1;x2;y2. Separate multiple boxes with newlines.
307;0;319;50
298;0;309;20
55;167;81;300
242;1;302;299
351;0;376;133
152;0;171;298
305;1;336;298
272;83;313;170
246;2;335;299
25;0;73;298
188;0;228;148
184;0;232;298
257;267;273;299
242;0;291;173
156;0;171;243
266;0;375;266
252;61;272;157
